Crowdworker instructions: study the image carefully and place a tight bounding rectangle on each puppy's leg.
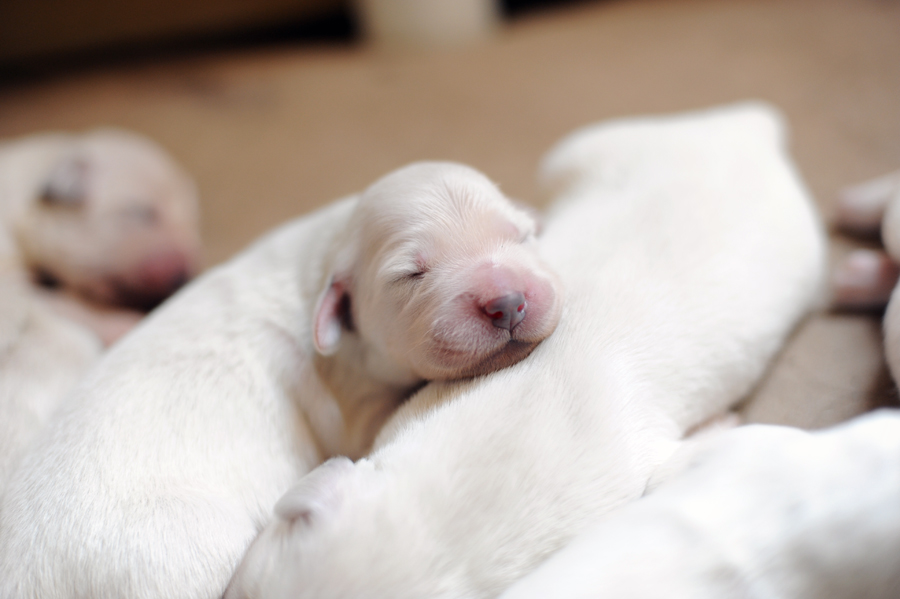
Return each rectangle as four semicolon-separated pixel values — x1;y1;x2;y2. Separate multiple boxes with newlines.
835;170;900;235
832;249;900;310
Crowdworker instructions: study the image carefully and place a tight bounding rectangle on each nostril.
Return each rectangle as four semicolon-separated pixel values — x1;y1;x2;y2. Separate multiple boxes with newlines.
483;291;527;331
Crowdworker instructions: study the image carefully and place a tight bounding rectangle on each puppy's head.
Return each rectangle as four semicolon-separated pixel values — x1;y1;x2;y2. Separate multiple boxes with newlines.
313;162;562;381
225;458;440;599
16;129;201;311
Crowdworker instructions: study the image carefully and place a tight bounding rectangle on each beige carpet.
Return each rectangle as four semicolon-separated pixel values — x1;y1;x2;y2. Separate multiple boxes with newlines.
1;0;898;426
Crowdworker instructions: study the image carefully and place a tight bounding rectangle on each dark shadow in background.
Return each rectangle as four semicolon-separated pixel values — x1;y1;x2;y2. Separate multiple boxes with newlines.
0;0;599;88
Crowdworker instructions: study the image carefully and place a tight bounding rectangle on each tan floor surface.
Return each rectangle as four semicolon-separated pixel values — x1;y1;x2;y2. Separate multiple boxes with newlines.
1;0;898;427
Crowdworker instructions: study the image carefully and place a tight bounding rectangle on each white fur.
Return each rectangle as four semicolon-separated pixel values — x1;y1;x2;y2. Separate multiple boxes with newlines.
225;102;826;599
499;409;900;599
0;162;558;599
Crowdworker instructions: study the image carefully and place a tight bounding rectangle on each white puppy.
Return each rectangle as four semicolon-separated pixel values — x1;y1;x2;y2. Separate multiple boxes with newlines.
0;162;560;599
225;102;826;599
499;409;900;599
0;129;202;493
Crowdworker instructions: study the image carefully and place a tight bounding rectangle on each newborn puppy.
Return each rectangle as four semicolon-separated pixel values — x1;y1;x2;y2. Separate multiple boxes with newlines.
314;161;562;387
0;162;559;599
225;102;826;599
499;410;900;599
0;128;201;314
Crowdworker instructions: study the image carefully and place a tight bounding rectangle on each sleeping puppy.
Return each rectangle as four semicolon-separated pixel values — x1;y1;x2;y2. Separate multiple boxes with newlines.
0;162;561;599
313;161;561;394
0;129;201;493
225;102;826;599
0;128;201;315
498;409;900;599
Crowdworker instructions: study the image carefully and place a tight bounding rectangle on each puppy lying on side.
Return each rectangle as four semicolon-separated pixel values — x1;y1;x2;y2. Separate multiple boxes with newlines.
0;129;201;492
0;162;561;599
499;409;900;599
226;102;826;599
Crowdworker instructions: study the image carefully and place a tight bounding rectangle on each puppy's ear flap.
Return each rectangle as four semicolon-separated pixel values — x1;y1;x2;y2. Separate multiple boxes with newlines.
274;457;356;526
512;199;544;236
41;155;89;206
313;275;350;356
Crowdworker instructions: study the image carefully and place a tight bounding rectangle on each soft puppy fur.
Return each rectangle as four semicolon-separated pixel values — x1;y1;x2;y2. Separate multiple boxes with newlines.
225;102;826;599
499;409;900;599
0;162;560;599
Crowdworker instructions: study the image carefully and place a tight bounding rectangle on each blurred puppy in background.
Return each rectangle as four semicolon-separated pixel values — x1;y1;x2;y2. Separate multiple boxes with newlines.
0;128;201;491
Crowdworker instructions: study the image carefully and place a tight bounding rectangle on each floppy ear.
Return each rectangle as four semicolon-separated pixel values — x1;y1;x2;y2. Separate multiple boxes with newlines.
313;275;350;356
40;155;89;206
274;457;356;525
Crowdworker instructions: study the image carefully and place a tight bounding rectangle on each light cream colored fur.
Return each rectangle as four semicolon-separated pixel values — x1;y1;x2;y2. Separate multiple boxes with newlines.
500;409;900;599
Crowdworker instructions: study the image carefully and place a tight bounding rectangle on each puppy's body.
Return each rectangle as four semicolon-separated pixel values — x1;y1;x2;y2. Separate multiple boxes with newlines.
0;163;559;599
226;103;826;599
0;200;358;599
0;271;102;495
500;410;900;599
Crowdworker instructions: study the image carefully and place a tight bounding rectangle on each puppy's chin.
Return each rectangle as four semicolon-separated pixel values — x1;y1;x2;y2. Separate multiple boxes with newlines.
421;339;541;381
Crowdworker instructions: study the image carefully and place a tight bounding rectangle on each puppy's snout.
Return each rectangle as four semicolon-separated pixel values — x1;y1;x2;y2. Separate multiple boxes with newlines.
117;251;193;311
483;292;526;331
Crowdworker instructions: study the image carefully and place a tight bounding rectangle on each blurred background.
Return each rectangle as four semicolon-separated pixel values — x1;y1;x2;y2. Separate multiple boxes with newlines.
1;0;899;424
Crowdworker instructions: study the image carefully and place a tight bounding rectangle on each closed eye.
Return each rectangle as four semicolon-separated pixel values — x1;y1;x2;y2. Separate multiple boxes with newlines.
391;269;427;285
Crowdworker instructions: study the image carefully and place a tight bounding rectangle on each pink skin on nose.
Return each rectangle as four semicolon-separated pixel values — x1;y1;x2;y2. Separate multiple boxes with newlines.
469;263;541;332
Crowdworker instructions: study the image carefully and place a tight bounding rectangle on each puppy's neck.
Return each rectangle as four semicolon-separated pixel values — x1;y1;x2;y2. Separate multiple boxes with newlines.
313;334;423;460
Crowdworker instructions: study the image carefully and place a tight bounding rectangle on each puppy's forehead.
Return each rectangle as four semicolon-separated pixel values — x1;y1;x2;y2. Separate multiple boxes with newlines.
359;162;531;236
77;133;191;208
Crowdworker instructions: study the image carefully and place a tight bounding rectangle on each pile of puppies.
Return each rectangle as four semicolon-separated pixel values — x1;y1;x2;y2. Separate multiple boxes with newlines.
0;103;898;599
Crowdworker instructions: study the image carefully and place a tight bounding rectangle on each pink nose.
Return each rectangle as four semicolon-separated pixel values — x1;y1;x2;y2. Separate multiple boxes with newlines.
483;292;526;331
